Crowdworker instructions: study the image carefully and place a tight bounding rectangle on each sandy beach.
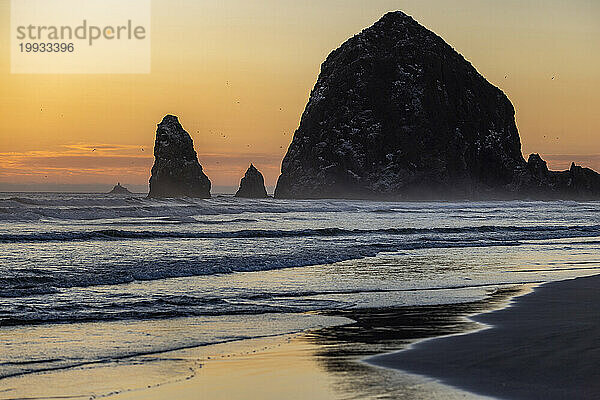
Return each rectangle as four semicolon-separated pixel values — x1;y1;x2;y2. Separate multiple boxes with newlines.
0;331;486;400
2;273;600;399
110;275;600;400
2;1;600;399
2;195;599;399
0;284;527;400
369;274;600;399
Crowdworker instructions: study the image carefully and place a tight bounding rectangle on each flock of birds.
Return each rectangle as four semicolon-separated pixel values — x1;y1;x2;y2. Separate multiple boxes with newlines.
39;75;561;158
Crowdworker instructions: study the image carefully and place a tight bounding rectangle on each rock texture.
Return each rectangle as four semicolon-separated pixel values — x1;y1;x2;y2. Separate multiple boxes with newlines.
148;115;211;198
517;155;600;199
235;164;268;198
108;182;131;195
275;11;600;200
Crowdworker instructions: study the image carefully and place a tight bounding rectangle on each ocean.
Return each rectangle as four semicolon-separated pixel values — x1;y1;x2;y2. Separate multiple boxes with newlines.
1;192;599;388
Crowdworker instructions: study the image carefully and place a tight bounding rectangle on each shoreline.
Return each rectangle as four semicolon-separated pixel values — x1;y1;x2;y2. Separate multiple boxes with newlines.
367;274;600;399
114;283;529;400
0;284;526;400
3;276;597;399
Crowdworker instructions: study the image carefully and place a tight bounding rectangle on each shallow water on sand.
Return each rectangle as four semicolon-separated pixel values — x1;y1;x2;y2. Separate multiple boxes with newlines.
1;193;599;396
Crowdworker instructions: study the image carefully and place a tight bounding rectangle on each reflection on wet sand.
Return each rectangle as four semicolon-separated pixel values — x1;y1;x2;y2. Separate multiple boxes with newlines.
0;286;527;400
305;286;529;399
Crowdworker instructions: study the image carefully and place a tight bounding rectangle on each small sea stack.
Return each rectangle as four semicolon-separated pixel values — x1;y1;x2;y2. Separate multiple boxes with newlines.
107;182;132;195
235;164;268;198
148;115;211;198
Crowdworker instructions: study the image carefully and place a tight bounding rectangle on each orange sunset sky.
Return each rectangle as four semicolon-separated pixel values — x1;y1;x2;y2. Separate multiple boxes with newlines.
0;0;599;192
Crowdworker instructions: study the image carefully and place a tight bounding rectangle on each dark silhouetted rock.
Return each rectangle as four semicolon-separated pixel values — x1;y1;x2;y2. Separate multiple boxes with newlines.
513;155;600;199
512;154;551;192
235;164;268;198
274;11;600;200
527;154;550;181
108;182;131;195
148;115;211;198
563;163;600;197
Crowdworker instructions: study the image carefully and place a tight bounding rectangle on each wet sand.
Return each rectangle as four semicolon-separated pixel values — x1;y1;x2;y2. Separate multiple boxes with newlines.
110;285;522;400
0;332;485;400
369;275;600;399
110;331;486;400
1;287;525;400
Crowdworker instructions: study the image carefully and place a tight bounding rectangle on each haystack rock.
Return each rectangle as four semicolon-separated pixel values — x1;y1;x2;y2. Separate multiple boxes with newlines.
275;11;600;200
108;182;131;195
148;115;211;198
235;164;268;198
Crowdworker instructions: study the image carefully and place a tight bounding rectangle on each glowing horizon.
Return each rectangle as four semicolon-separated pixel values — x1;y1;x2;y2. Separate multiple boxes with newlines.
1;0;599;192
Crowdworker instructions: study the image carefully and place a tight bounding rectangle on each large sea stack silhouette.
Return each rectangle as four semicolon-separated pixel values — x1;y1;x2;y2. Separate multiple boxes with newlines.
148;115;211;198
275;11;600;200
235;164;268;198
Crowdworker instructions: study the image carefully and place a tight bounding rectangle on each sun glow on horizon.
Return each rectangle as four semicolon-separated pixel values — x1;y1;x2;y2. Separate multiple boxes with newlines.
1;0;599;191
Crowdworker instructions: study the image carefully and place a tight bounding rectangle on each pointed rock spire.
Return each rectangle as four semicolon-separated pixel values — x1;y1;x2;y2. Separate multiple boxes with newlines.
235;164;268;198
148;115;211;198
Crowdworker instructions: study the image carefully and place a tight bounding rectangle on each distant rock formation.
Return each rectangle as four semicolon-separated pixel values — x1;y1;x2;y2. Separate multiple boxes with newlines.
108;182;131;195
275;11;600;200
235;164;268;198
148;115;211;198
516;154;600;198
